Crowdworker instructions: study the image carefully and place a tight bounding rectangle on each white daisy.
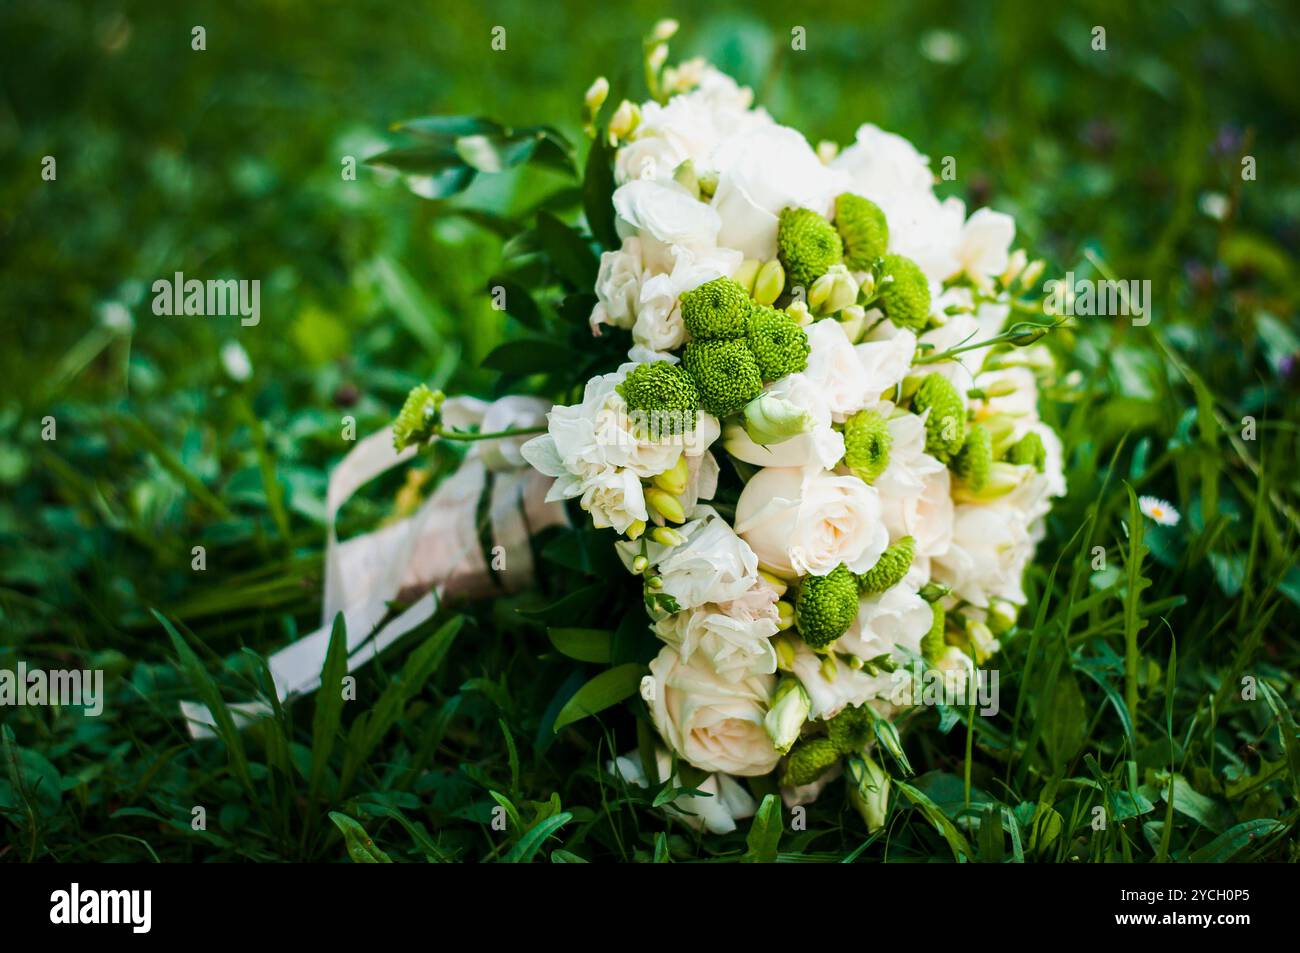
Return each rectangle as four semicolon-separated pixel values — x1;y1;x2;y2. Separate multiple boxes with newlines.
1139;496;1180;527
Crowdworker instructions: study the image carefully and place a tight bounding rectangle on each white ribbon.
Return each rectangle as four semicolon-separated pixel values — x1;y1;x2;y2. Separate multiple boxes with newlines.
180;396;564;738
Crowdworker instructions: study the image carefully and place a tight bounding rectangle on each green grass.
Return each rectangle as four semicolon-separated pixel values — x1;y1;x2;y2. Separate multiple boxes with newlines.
2;0;1299;862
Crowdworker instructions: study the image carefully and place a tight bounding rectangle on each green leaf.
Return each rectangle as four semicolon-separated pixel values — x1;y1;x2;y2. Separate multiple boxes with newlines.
308;613;349;802
1187;819;1286;862
537;211;597;290
504;812;573;863
390;115;504;139
582;135;619;250
329;812;392;863
897;780;972;862
1160;774;1224;833
743;794;783;862
547;627;613;663
1258;680;1300;803
154;610;254;796
487;277;544;331
552;663;644;732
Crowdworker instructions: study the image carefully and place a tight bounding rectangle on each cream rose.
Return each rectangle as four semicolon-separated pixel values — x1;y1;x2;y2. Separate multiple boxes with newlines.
734;466;889;577
653;583;779;681
641;645;780;776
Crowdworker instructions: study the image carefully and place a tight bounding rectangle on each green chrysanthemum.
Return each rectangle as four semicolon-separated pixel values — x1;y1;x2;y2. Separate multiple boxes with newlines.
615;361;700;436
827;704;873;754
921;602;947;664
1006;431;1047;472
834;193;889;271
912;373;967;462
856;536;916;594
877;254;931;331
392;384;443;451
777;206;844;292
682;339;764;418
680;276;749;340
795;564;860;649
952;423;992;491
781;736;841;787
745;305;810;381
841;408;892;483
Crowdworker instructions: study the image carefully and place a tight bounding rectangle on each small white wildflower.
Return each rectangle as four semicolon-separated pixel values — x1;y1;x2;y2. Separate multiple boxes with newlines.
1139;495;1180;527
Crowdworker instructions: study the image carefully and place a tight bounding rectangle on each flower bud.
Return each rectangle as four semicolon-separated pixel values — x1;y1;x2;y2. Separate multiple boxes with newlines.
785;299;813;326
964;618;999;665
647;43;668;73
651;526;686;547
644;487;686;524
758;570;789;598
837;304;867;344
672;159;700;198
742;392;814;446
846;754;890;832
918;581;951;603
1000;248;1027;288
776;601;796;632
816;139;839;164
1007;322;1049;346
753;260;786;305
625;519;646;540
652;453;690;495
631;554;650;574
651;18;679;40
764;677;811;754
584;76;609;116
646;575;664;591
733;259;761;295
608;100;641;140
986;599;1018;637
1019;259;1046;290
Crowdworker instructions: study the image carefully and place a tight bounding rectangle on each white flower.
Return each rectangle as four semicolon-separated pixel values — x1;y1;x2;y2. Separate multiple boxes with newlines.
721;371;844;469
932;501;1036;607
734;466;888;577
577;468;647;533
613;179;721;272
641;645;780;776
1139;496;1180;527
802;319;880;421
956;207;1016;282
854;329;917;396
614;68;770;186
589;237;647;333
710;125;849;260
832;123;936;201
837;582;933;666
652;507;760;609
654;583;779;681
788;643;878;719
631;245;742;358
608;748;756;834
470;395;553;472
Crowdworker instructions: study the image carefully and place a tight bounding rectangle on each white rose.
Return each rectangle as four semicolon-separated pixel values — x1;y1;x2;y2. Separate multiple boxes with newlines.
734;466;889;577
654;583;779;681
854;328;917;396
590;237;647;333
832;123;936;202
577;467;647;534
722;371;844;469
837;582;933;665
932;501;1036;607
652;507;760;610
802;319;874;421
641;645;780;776
613;179;721;272
710;125;849;260
632;245;742;358
874;418;954;561
608;748;757;834
956;207;1015;281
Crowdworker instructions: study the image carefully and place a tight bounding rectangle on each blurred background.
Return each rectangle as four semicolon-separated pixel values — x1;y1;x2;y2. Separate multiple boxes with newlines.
1;0;1298;860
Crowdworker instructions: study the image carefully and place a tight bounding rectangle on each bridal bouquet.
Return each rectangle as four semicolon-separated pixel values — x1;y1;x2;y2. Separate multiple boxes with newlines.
385;22;1065;835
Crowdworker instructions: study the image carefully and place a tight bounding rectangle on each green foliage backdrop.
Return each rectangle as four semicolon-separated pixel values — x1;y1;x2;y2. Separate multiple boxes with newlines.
1;0;1298;862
